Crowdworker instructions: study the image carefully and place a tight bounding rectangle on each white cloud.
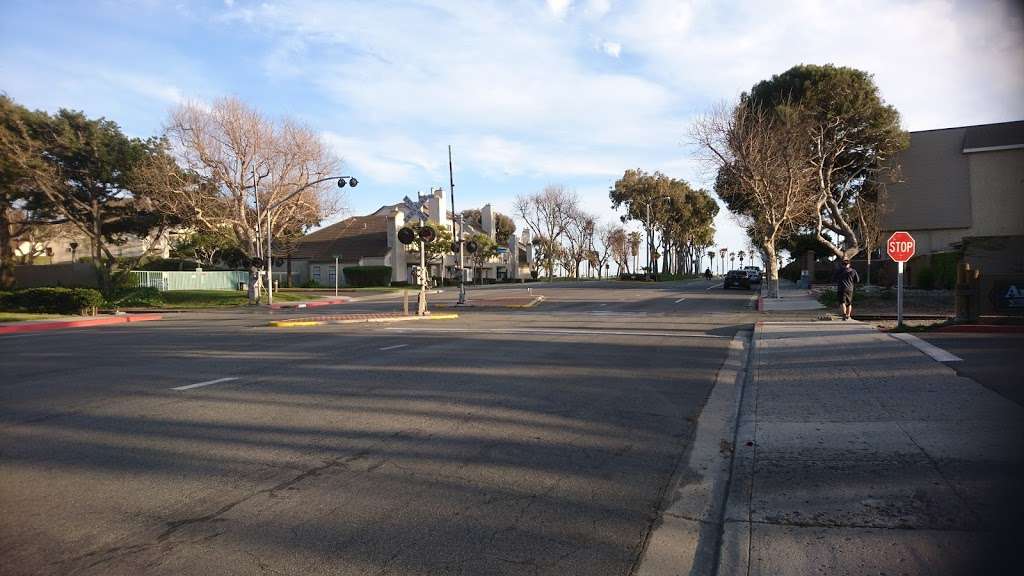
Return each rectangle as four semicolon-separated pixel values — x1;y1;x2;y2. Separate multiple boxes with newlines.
584;0;611;18
546;0;573;19
600;40;621;57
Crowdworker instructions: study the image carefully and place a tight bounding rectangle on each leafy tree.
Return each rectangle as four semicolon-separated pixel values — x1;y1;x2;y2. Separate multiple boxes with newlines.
0;95;61;288
466;232;496;283
746;64;907;259
460;208;517;246
3;102;176;294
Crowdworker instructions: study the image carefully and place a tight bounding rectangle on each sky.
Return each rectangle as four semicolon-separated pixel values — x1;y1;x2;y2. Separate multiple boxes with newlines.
2;0;1023;263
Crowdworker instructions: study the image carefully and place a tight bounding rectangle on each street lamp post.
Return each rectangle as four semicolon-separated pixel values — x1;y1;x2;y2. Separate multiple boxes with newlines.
265;175;357;306
333;253;341;297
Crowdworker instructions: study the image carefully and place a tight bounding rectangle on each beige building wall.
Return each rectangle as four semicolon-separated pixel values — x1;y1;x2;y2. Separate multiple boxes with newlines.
966;148;1024;237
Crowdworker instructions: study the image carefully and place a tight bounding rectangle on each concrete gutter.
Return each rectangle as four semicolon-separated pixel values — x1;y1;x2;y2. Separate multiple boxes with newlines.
269;296;353;309
0;314;162;335
633;329;753;576
269;313;458;327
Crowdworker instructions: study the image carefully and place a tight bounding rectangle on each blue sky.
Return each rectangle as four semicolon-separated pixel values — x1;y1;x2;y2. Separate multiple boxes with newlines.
2;0;1022;259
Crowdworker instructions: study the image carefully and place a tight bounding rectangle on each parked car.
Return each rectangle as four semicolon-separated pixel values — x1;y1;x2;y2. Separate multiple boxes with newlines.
724;269;752;290
743;266;762;283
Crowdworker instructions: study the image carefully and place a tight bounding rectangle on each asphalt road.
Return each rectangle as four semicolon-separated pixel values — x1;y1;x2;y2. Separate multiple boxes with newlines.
0;279;757;575
916;332;1024;408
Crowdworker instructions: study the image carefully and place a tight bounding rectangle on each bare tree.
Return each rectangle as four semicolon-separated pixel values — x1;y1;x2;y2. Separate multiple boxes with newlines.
156;97;343;304
513;185;577;281
691;102;816;296
561;208;595;279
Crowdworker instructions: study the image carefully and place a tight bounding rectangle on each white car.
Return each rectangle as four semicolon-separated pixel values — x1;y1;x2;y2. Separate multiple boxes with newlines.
743;266;762;283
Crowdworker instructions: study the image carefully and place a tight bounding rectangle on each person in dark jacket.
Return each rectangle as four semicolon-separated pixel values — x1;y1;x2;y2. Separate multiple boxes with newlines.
832;258;860;320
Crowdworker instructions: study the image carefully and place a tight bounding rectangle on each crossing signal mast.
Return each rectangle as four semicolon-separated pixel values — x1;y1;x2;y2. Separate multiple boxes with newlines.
397;195;438;316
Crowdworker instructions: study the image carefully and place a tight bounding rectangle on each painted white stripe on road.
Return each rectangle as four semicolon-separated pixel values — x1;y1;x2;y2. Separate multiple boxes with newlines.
674;297;687;303
705;283;723;291
379;344;408;351
891;333;963;362
383;327;729;339
172;377;240;391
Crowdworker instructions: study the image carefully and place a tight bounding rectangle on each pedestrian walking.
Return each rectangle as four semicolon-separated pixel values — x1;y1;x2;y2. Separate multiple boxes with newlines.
831;258;860;320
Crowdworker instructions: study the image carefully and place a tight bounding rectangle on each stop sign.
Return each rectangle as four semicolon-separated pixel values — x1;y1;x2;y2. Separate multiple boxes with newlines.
887;231;916;262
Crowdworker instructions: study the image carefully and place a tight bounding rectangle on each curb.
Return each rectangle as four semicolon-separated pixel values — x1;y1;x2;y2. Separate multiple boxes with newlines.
633;329;753;576
436;296;545;309
270;297;352;309
933;324;1024;333
0;314;163;335
269;313;458;327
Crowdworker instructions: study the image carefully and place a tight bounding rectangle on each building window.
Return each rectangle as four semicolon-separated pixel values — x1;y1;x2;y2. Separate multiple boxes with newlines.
327;267;336;284
312;265;321;284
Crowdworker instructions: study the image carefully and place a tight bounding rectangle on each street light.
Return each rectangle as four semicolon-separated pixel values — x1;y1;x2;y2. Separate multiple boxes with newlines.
333;253;342;297
266;175;357;306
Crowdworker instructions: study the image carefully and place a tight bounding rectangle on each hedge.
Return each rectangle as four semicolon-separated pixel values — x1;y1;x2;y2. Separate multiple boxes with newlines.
342;266;392;287
0;287;105;315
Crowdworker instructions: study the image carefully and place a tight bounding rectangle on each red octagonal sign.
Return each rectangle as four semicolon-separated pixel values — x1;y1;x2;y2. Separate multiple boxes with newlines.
887;231;916;263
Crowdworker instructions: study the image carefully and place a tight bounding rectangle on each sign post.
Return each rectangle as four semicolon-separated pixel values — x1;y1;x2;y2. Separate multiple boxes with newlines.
887;231;916;328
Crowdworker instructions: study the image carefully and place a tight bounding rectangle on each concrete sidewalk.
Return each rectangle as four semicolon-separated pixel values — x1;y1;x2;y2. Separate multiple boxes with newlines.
720;321;1024;575
758;280;824;312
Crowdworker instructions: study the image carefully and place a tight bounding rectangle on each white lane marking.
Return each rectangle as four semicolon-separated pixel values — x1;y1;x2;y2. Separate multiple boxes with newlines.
379;344;408;351
704;283;723;291
598;303;608;307
172;377;240;391
383;327;728;339
674;297;687;303
890;333;963;362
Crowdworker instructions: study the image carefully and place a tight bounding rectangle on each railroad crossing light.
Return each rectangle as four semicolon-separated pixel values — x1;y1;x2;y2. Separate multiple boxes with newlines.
397;226;416;245
465;240;479;254
418;226;437;243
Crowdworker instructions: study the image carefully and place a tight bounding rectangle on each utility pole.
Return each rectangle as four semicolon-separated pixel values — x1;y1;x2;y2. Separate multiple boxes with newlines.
450;146;467;305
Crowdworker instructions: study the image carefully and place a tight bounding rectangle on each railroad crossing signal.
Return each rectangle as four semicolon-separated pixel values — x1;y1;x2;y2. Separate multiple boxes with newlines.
401;195;430;221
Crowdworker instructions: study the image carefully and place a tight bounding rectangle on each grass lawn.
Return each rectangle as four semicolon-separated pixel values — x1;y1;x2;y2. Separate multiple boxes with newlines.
0;312;69;323
158;290;311;308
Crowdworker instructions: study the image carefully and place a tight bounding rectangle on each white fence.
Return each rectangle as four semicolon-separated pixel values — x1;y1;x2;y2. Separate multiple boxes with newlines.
130;270;249;291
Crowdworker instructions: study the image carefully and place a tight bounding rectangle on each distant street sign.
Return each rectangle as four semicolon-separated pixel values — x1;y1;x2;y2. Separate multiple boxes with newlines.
887;231;916;263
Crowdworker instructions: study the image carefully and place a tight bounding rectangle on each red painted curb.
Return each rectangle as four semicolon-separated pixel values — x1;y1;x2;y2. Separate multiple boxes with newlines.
0;314;163;335
270;297;352;309
933;324;1024;334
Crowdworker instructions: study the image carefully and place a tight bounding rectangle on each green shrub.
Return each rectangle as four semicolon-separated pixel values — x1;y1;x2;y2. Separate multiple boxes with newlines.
105;286;164;308
929;252;958;290
0;287;104;315
300;278;321;288
342;266;392;287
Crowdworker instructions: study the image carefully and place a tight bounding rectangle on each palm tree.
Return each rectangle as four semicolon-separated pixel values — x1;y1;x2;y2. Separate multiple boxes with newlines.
738;250;746;267
719;247;728;274
729;252;736;269
707;250;715;275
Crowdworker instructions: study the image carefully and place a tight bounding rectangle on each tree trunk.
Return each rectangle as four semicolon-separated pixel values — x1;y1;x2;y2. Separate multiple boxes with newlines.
247;264;259;304
0;206;16;289
764;241;780;298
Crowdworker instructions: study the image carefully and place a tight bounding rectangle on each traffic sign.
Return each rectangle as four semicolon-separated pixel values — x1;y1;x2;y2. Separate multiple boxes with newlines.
887;231;915;263
401;196;430;222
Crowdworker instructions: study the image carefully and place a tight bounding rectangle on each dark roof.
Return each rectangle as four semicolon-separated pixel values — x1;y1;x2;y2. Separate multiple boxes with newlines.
962;120;1024;151
290;214;389;261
